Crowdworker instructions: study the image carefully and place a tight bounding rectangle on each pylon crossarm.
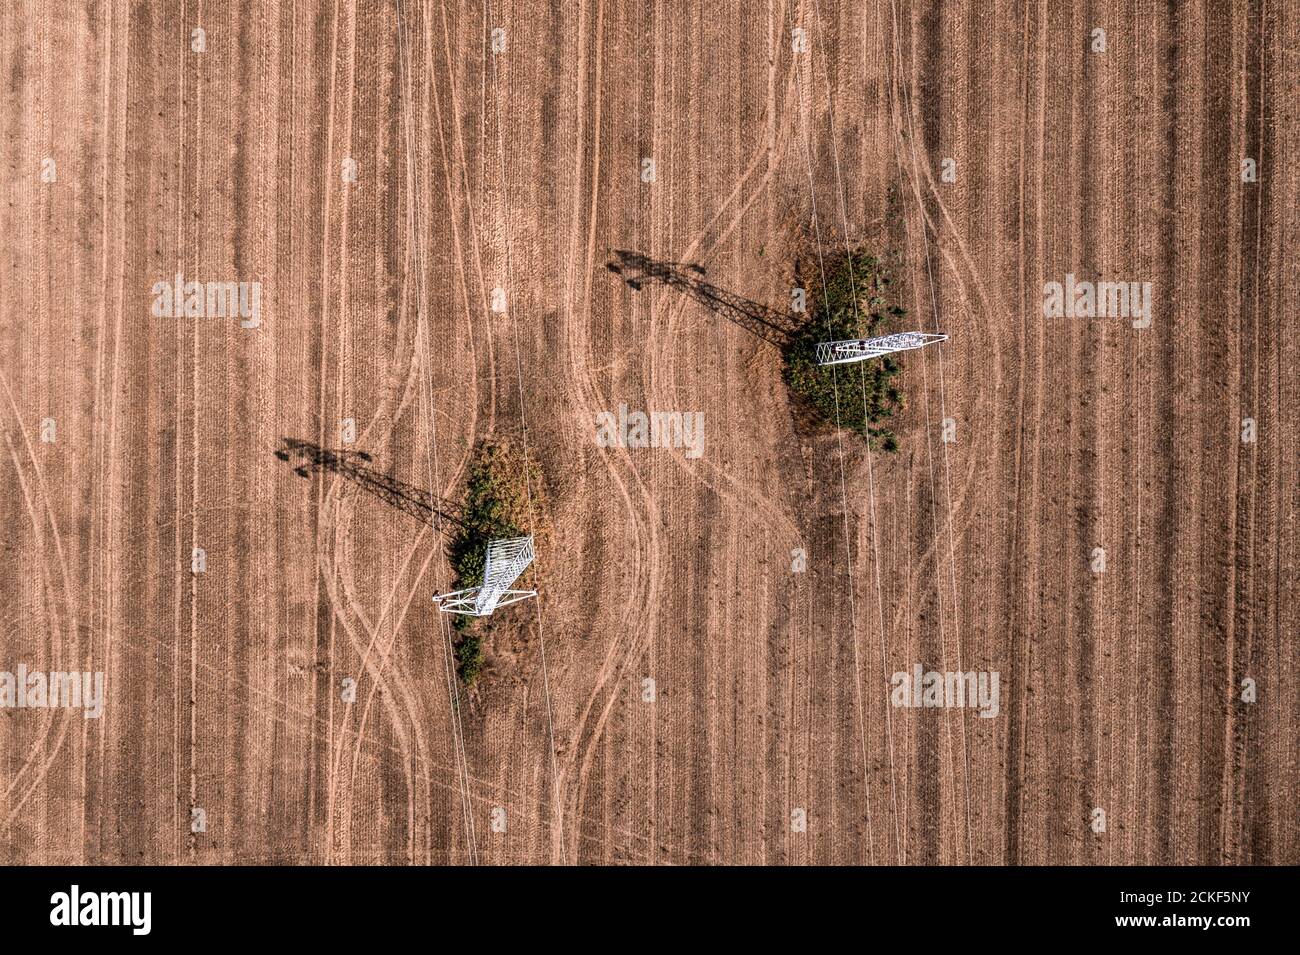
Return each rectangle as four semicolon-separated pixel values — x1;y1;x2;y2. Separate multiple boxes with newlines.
432;588;484;616
431;587;537;617
490;590;539;609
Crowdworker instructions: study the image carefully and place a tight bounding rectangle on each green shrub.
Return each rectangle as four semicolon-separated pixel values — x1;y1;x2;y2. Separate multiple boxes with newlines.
454;634;484;685
444;440;540;685
782;250;907;449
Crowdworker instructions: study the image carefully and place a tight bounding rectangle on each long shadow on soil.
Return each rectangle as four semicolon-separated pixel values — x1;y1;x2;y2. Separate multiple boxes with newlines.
606;249;805;348
274;437;466;532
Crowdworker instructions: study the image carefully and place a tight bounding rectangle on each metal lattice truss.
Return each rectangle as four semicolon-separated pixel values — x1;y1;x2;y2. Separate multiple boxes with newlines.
433;536;538;617
815;331;948;366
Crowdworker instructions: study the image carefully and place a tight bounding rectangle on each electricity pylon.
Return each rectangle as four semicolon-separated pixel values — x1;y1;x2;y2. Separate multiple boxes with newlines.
815;331;948;366
433;536;538;616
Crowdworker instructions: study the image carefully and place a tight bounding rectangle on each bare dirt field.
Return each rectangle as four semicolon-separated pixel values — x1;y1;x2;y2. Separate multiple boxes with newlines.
1;0;1295;865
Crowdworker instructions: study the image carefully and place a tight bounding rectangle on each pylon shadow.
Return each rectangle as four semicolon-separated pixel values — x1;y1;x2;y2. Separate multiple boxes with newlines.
275;437;466;532
606;249;802;348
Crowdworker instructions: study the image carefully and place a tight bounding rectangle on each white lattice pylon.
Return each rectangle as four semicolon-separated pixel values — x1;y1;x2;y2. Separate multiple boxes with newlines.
433;536;538;616
815;331;948;366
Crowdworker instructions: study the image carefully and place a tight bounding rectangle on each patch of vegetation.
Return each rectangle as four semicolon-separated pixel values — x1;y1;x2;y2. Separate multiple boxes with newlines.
445;439;544;685
454;633;484;685
782;249;908;450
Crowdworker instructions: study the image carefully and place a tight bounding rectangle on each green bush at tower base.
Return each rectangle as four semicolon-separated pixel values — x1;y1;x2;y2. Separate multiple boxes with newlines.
783;250;909;450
